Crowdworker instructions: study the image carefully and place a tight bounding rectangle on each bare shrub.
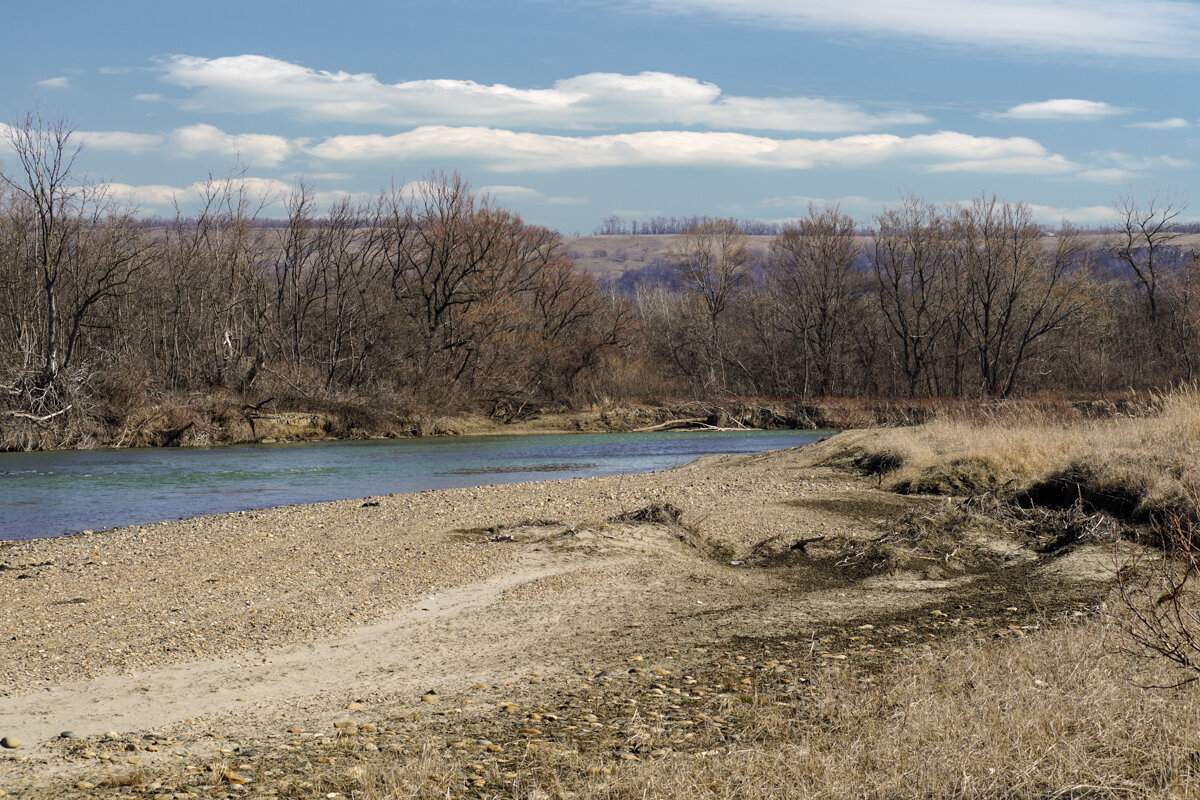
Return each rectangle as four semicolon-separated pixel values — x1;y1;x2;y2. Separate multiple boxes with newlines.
1116;491;1200;687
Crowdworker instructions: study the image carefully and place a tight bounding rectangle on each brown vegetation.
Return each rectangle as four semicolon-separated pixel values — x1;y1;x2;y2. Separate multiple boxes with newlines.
2;113;1199;449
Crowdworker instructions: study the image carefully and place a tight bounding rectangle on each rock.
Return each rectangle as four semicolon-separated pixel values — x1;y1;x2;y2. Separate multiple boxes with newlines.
421;692;439;703
75;782;95;790
59;731;77;739
0;737;19;749
346;701;364;710
221;770;247;784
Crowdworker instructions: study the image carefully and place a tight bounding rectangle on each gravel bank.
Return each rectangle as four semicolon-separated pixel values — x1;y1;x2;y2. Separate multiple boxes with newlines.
0;448;846;693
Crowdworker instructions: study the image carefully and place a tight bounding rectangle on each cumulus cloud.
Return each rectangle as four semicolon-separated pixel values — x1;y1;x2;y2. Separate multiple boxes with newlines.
307;126;1077;174
628;0;1200;59
989;99;1127;121
1128;117;1190;130
34;76;71;89
133;93;164;102
170;124;294;167
157;55;928;133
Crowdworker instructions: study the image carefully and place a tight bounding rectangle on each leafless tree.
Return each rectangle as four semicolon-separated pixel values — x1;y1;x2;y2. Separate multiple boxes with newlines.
767;204;862;397
0;111;152;411
670;219;749;391
951;196;1090;397
870;197;953;396
1112;191;1187;320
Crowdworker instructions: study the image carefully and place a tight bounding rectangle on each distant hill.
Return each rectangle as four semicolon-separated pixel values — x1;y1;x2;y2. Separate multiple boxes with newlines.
564;232;1200;292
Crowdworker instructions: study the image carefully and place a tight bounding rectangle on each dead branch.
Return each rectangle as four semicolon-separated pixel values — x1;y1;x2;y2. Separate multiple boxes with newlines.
790;535;826;553
632;417;707;432
4;405;72;424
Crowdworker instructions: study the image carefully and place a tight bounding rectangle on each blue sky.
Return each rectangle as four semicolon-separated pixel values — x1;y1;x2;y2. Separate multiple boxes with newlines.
2;0;1198;233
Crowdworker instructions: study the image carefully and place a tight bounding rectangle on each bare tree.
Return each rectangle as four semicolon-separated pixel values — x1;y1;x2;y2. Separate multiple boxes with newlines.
951;196;1091;397
670;219;749;391
870;197;953;396
767;204;862;397
0;111;152;411
1112;191;1187;321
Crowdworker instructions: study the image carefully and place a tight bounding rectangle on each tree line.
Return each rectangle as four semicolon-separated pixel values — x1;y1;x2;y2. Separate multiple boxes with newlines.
0;113;1197;447
635;195;1198;400
594;213;785;236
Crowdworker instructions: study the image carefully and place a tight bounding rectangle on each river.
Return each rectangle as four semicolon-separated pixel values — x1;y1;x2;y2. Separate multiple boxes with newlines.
0;429;831;541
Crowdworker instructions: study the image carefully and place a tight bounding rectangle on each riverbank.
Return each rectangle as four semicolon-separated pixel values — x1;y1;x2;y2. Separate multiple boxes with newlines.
1;392;1162;452
4;409;1190;798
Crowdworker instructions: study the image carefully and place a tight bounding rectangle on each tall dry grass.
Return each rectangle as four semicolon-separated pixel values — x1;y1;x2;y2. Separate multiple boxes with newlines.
817;387;1200;519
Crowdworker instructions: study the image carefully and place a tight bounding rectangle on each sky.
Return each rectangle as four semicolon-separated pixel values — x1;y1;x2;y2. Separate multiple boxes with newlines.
1;0;1198;234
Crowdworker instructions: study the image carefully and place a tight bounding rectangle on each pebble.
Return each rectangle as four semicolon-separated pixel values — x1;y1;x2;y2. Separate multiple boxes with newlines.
75;782;95;790
0;737;19;749
58;731;77;739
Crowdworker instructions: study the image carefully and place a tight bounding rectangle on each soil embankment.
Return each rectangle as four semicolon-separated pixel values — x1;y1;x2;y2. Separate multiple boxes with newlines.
0;433;1126;798
5;393;1161;451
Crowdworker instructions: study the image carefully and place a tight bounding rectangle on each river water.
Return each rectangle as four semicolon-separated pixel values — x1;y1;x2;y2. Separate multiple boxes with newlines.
0;429;831;541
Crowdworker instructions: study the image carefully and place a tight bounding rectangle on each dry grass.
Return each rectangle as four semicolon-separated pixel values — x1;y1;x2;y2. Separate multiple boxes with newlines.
552;618;1200;799
318;615;1199;800
815;387;1200;520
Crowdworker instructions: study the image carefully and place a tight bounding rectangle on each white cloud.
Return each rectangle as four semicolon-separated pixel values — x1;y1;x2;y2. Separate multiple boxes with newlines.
757;194;1119;225
78;130;164;153
478;185;588;205
170;123;294;167
99;182;187;207
629;0;1200;59
133;93;164;102
157;55;928;133
1075;168;1139;182
1091;150;1191;170
307;126;1076;175
989;99;1126;121
1025;203;1119;224
97;178;363;213
1128;117;1190;130
758;193;879;212
34;76;71;89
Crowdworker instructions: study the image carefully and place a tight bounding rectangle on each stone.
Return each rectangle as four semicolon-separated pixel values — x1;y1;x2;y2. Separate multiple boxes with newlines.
0;737;19;749
59;731;77;739
221;770;247;784
75;782;95;790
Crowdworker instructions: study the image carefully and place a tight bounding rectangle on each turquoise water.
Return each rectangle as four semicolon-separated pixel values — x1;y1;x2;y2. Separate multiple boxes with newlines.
0;429;832;541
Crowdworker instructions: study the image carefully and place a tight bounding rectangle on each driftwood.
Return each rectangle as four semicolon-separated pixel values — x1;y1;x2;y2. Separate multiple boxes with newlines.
631;417;759;433
790;535;826;553
632;417;707;432
4;405;72;424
